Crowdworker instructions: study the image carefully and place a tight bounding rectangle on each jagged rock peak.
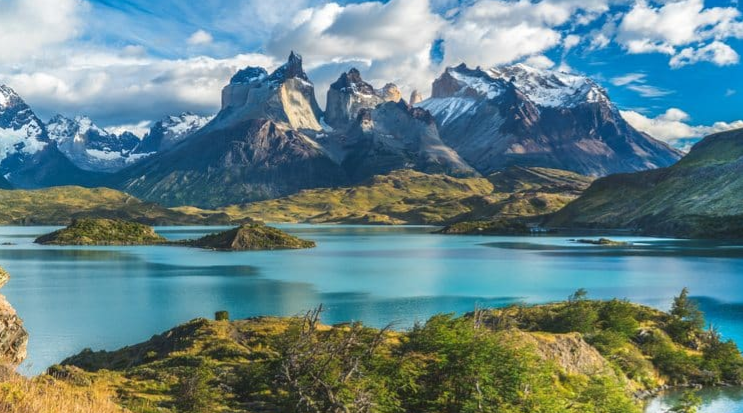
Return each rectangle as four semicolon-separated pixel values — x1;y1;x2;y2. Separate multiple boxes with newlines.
268;51;309;83
324;68;403;129
330;68;375;95
410;90;423;105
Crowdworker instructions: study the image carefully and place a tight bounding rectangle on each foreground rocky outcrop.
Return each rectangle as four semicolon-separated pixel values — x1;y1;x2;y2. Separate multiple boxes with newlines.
548;128;743;238
188;223;315;251
52;292;739;413
0;267;28;368
35;218;167;246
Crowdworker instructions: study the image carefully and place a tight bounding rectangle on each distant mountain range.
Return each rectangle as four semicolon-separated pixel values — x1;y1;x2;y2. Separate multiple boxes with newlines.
548;128;743;238
1;52;683;208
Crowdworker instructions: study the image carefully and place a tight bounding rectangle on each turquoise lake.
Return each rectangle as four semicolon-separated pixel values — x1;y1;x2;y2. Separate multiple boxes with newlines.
2;224;743;411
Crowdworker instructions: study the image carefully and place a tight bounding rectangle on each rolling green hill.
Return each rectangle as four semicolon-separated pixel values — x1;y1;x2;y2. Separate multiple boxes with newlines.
0;186;230;226
548;128;743;238
222;168;592;225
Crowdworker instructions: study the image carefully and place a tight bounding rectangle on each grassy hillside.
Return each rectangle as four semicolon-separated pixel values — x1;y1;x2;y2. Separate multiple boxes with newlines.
45;290;740;413
0;370;128;413
548;128;743;238
0;186;231;226
222;168;592;225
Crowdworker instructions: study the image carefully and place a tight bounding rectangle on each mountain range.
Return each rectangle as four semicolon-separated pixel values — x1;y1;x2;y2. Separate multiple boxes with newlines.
1;52;683;208
418;64;682;176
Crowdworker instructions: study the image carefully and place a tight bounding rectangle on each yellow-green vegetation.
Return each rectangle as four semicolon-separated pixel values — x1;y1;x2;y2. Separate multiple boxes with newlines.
0;368;128;413
438;219;532;235
0;186;231;226
548;128;743;238
483;289;743;390
220;167;592;225
188;223;316;251
35;219;167;246
46;289;740;413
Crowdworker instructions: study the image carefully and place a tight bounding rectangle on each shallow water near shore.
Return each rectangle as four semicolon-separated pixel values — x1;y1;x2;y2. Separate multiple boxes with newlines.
1;225;743;409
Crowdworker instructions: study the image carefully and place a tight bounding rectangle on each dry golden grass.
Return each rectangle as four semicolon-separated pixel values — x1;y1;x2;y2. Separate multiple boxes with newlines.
0;368;129;413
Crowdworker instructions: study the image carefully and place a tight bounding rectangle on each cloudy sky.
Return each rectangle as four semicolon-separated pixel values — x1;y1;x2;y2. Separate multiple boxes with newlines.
0;0;741;145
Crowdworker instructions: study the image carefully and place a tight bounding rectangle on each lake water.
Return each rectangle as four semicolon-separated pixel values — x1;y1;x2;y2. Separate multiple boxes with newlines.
2;225;743;411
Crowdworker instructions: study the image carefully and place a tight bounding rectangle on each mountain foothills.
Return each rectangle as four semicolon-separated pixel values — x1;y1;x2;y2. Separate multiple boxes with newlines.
0;52;684;211
549;128;743;238
223;167;592;225
0;186;230;225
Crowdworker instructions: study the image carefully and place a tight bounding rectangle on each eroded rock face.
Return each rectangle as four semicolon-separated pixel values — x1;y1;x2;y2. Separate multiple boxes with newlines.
324;68;402;130
337;100;477;181
514;331;613;376
409;90;423;105
218;52;323;131
0;267;28;369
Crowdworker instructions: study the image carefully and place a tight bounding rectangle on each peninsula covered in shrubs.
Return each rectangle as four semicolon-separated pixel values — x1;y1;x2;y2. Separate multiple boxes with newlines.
26;288;740;413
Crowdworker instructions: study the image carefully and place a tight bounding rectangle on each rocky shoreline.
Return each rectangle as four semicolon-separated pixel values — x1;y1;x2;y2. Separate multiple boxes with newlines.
0;267;28;368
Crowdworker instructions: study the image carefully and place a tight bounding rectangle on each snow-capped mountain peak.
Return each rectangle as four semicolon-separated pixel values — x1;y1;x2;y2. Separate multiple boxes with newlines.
486;64;609;108
45;114;141;173
430;63;609;108
133;112;212;154
0;85;49;165
0;85;22;109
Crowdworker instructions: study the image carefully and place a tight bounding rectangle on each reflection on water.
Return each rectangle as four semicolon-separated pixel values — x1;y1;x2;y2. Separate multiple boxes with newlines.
1;223;743;412
645;387;743;413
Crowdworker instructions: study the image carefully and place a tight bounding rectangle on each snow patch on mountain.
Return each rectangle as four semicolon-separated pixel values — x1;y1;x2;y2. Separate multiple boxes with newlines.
133;112;213;154
46;114;140;172
425;63;609;109
486;64;610;108
0;85;49;163
0;123;48;160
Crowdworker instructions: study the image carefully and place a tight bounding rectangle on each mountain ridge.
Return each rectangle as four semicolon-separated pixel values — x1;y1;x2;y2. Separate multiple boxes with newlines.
547;127;743;237
418;63;682;177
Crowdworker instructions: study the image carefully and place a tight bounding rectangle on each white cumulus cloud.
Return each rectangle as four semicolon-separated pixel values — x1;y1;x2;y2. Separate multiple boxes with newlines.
0;0;87;64
621;108;743;145
617;0;743;67
187;30;214;46
670;41;740;68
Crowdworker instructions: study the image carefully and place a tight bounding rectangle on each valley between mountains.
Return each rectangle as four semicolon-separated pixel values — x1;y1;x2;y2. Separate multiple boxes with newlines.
0;52;739;237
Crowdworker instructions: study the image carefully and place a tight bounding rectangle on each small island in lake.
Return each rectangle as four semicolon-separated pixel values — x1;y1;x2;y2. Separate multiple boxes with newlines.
438;219;535;235
188;223;316;251
34;218;167;246
573;238;632;246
